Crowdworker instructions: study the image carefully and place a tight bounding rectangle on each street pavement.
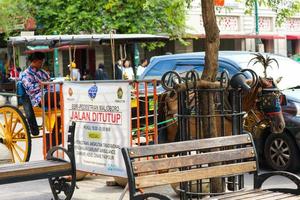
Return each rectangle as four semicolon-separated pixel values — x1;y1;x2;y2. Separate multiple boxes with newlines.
0;137;178;200
0;170;298;200
0;137;298;200
0;173;182;200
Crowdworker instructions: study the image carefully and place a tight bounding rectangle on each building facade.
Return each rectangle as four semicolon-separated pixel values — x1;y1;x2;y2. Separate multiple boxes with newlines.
183;0;300;56
4;1;300;80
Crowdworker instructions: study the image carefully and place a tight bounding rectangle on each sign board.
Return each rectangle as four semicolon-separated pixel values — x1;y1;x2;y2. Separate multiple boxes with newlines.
20;31;35;36
63;82;131;177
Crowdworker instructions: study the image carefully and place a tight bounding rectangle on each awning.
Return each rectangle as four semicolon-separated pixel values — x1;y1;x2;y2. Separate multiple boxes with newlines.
58;45;89;50
23;45;90;54
193;34;286;39
287;35;300;40
224;34;286;39
8;34;169;47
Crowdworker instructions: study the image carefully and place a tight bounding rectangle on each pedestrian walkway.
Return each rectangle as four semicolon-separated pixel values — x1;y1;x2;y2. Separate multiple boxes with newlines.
0;139;296;200
0;143;176;200
0;174;179;200
0;170;298;199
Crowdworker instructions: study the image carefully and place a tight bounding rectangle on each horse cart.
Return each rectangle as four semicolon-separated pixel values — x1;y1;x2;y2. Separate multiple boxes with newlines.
0;34;168;163
0;77;62;162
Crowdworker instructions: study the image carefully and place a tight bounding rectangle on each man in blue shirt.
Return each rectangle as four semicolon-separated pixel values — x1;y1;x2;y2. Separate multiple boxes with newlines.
20;52;60;108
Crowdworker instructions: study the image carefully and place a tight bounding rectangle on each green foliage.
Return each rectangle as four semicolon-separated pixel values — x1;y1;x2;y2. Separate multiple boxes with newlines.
0;0;32;36
26;0;104;34
248;52;279;78
243;0;300;26
25;0;188;40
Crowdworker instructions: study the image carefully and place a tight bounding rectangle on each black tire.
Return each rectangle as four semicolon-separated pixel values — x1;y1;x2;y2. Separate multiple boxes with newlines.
264;133;300;171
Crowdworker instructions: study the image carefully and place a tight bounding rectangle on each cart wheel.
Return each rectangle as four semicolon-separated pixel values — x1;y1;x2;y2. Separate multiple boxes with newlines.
0;105;31;162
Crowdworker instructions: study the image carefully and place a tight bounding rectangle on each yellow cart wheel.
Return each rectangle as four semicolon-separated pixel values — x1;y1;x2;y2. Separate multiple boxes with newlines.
0;105;31;162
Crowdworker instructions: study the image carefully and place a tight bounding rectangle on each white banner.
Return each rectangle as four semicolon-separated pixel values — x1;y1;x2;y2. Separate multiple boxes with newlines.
63;82;130;177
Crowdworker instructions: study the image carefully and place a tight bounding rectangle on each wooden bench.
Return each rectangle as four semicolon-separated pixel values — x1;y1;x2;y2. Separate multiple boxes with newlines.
0;81;16;92
0;122;77;200
122;133;300;200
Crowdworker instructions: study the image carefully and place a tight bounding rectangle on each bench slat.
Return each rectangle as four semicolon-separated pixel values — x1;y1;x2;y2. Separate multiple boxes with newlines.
0;82;16;91
135;161;256;188
0;160;67;172
128;134;252;158
242;192;295;200
133;147;255;174
213;190;295;200
0;160;71;180
248;194;299;200
206;189;261;199
278;196;300;200
220;190;278;200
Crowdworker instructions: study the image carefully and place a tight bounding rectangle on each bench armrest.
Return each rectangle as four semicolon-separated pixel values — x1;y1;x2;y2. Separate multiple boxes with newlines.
254;171;300;195
46;146;76;170
133;193;172;200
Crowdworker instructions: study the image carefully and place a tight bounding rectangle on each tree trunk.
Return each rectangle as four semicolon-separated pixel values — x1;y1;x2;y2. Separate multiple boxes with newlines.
201;0;220;82
201;0;223;194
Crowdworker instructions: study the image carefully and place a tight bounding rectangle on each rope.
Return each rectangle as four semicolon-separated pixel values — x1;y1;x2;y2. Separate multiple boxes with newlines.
12;45;16;78
72;46;77;63
110;30;116;79
131;117;177;134
68;46;72;65
119;44;127;60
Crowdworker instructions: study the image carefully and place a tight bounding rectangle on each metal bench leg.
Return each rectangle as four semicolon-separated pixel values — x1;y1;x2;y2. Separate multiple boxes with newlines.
49;176;76;200
47;146;76;200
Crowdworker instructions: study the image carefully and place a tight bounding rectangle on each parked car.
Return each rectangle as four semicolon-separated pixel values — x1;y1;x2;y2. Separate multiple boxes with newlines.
140;51;300;171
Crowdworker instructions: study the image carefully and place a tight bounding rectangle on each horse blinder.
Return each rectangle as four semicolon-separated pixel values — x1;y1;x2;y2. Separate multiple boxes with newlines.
258;92;282;115
279;94;287;106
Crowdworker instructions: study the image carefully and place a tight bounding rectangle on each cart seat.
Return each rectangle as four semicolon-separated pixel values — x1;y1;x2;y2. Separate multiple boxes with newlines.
16;81;26;106
17;81;39;136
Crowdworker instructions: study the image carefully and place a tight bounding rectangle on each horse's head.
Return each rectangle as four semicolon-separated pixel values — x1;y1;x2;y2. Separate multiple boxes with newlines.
256;77;286;133
159;90;178;117
230;69;285;134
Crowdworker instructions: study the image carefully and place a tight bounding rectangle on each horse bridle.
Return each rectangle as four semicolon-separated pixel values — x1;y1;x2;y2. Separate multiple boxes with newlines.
256;79;284;117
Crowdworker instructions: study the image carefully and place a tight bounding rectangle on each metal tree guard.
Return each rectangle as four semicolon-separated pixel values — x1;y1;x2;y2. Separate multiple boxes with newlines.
161;70;247;199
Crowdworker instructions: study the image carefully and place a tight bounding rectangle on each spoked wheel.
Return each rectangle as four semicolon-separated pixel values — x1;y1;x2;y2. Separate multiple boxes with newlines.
264;133;300;171
0;105;31;162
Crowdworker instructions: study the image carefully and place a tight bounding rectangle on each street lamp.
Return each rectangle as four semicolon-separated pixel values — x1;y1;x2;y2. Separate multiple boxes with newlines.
53;31;60;77
254;0;264;52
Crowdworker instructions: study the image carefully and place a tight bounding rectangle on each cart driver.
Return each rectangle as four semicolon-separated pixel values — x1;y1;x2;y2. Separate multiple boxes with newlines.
20;52;60;108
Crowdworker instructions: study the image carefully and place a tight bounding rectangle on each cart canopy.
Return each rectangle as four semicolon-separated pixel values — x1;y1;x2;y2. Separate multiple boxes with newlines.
8;34;169;47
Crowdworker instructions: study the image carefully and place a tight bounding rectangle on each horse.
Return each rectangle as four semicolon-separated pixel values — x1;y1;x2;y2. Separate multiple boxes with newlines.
157;70;286;143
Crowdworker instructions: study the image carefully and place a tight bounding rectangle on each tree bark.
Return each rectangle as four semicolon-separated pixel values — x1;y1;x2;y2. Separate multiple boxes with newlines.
201;0;220;82
201;0;223;194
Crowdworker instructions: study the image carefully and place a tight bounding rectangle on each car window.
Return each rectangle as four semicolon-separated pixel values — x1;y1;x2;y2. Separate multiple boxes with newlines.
175;64;204;77
174;64;237;82
217;62;240;78
143;60;175;80
142;58;241;81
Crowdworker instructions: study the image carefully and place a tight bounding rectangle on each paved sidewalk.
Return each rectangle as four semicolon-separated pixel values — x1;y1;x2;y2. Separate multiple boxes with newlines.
0;143;177;200
0;174;179;200
0;171;298;200
0;139;297;199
